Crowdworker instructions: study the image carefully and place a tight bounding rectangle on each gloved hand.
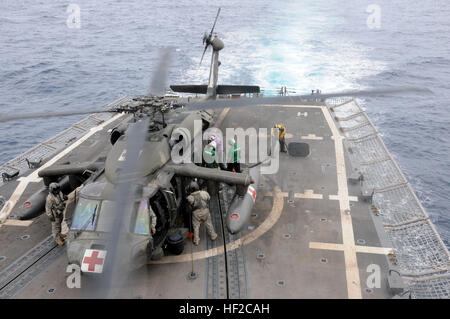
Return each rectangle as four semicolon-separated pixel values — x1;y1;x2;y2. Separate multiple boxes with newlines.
48;215;55;222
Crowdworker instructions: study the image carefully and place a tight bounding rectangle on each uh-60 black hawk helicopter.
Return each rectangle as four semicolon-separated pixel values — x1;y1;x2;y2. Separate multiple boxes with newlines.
0;8;435;298
2;8;269;279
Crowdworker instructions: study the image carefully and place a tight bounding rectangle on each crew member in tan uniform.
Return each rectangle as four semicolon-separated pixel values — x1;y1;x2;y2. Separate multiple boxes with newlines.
45;182;67;246
186;181;218;246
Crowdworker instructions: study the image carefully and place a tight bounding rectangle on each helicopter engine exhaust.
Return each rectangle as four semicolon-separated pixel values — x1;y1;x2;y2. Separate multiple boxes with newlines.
164;163;253;186
16;175;72;220
110;124;128;145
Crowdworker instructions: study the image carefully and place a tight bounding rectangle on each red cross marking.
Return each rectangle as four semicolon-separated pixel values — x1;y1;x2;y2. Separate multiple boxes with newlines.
247;186;256;202
83;251;104;272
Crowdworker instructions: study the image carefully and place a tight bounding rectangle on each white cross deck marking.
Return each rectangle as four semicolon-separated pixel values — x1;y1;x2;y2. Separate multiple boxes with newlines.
269;104;363;299
2;219;33;227
262;190;323;200
0;113;125;225
301;134;323;140
329;194;359;202
309;242;393;255
320;105;362;299
293;189;323;199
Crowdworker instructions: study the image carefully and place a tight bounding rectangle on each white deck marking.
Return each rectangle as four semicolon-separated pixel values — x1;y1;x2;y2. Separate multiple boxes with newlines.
355;246;394;255
284;132;323;140
271;104;323;109
262;190;323;200
329;194;359;202
309;242;393;255
2;219;33;227
301;134;323;140
274;104;362;299
293;190;323;199
284;133;294;139
320;105;362;299
0;113;125;225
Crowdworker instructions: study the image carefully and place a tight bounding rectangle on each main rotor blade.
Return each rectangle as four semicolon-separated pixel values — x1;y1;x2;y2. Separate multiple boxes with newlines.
310;86;433;99
210;7;221;36
148;48;174;96
94;117;150;298
0;109;113;123
183;86;433;110
199;43;209;65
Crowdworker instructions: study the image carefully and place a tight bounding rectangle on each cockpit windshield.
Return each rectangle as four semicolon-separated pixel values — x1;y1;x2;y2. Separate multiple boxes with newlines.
95;200;115;232
134;200;150;235
83;199;150;235
70;198;100;231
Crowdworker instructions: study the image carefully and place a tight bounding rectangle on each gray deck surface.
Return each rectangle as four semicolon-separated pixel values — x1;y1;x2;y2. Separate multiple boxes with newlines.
0;96;448;299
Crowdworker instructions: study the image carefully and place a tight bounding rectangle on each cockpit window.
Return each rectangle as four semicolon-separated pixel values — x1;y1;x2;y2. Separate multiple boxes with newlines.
71;198;151;235
96;200;115;232
134;200;150;235
71;198;100;231
94;200;150;235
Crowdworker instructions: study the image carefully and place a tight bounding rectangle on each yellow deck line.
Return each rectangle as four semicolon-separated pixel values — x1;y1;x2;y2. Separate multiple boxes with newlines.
2;219;33;227
150;186;285;264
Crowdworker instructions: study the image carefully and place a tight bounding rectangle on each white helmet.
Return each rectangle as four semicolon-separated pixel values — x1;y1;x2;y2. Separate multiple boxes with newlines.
228;138;235;145
209;140;217;149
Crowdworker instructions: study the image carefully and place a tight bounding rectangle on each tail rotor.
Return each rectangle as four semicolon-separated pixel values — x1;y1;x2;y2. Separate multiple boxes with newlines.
200;7;221;65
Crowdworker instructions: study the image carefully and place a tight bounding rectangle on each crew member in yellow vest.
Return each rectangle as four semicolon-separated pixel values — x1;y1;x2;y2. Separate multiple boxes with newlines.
274;123;288;153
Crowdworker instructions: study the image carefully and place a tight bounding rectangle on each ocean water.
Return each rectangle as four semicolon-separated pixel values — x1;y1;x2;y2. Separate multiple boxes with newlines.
1;0;449;246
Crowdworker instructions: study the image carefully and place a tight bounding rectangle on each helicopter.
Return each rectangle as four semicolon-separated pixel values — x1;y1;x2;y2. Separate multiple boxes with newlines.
1;8;267;280
0;8;432;296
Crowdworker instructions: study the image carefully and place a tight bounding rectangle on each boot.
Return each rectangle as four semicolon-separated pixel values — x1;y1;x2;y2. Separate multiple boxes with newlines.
150;246;164;261
59;233;67;239
55;237;65;246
